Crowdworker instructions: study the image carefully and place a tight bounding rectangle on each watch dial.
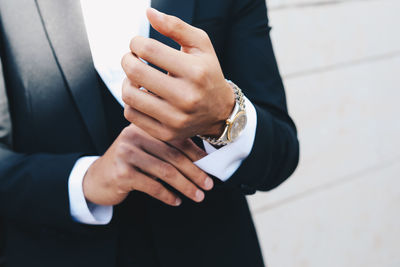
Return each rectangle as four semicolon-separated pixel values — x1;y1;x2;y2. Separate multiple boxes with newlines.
230;113;247;141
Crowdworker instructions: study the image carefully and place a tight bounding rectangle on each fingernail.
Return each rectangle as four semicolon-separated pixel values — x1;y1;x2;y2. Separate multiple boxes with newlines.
204;177;214;190
175;198;182;206
195;190;205;202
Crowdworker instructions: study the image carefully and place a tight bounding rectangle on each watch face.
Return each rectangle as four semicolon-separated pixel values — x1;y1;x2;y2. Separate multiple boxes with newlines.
228;111;247;141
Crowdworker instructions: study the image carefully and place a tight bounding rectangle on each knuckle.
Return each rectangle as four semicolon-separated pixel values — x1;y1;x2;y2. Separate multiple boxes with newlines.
170;16;181;27
168;17;183;35
191;65;207;83
120;127;130;139
128;126;141;141
197;29;212;48
130;61;143;77
116;142;131;158
191;68;209;89
129;36;141;52
121;53;132;70
161;128;178;142
172;114;190;129
131;36;154;57
115;173;131;194
115;164;130;180
121;125;140;140
122;86;134;106
123;107;139;124
120;125;133;138
183;92;202;111
160;163;177;181
122;94;131;107
123;107;133;122
139;39;156;56
151;183;164;197
116;186;128;195
124;60;142;79
122;77;129;88
197;28;209;41
126;145;139;159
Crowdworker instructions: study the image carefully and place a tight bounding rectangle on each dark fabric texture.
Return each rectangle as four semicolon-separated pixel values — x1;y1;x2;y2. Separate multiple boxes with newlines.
0;0;299;266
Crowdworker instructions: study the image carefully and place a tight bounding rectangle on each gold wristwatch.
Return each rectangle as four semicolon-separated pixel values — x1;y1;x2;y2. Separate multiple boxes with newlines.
199;80;247;146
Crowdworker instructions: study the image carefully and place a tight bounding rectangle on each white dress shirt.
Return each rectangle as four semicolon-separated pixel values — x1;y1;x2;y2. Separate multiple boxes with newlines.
69;0;258;225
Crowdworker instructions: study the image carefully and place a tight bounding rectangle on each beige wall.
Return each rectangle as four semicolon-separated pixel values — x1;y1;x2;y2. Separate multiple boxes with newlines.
248;0;400;266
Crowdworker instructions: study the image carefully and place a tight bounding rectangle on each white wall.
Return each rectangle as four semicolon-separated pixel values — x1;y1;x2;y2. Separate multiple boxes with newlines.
248;0;400;266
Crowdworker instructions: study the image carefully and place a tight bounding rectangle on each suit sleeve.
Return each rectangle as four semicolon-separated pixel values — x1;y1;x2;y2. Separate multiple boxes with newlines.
218;0;300;194
0;55;110;234
0;52;10;149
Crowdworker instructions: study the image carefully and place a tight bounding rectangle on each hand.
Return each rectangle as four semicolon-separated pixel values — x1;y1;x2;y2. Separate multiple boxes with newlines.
83;124;213;207
121;8;235;142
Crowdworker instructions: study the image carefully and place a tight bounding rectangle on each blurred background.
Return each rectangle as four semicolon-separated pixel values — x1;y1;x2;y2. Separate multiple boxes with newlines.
247;0;400;266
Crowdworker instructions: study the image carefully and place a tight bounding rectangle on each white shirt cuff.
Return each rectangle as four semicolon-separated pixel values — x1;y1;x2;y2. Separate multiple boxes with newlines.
194;96;257;181
68;156;113;225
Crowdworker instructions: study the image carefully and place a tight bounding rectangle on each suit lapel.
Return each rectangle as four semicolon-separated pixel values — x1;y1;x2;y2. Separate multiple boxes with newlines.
35;0;109;154
34;0;195;154
150;0;195;50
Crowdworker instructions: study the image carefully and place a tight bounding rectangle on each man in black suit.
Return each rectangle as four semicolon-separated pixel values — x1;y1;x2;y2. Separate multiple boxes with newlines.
0;0;299;266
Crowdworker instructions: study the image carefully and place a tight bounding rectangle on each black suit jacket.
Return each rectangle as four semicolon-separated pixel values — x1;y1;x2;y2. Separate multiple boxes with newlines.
0;0;299;266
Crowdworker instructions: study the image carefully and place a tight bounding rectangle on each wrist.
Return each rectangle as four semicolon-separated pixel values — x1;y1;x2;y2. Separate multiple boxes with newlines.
82;159;97;204
82;158;108;205
206;120;227;138
68;156;113;225
198;80;247;146
205;81;236;137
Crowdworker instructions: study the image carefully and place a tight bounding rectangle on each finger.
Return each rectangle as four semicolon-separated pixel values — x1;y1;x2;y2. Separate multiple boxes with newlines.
168;139;208;162
127;146;205;202
143;139;213;191
121;53;184;103
130;36;193;77
146;8;212;52
122;79;186;129
124;106;175;141
129;168;182;206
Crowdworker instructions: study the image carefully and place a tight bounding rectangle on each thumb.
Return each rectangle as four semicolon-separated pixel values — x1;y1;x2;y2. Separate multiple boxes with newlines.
146;7;211;52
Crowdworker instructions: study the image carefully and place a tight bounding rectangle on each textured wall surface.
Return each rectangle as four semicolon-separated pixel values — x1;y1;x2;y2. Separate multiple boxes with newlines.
248;0;400;266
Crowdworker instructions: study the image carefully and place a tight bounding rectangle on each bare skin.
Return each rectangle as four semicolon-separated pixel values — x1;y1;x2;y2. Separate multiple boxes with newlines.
122;8;235;142
83;124;213;207
83;8;233;207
